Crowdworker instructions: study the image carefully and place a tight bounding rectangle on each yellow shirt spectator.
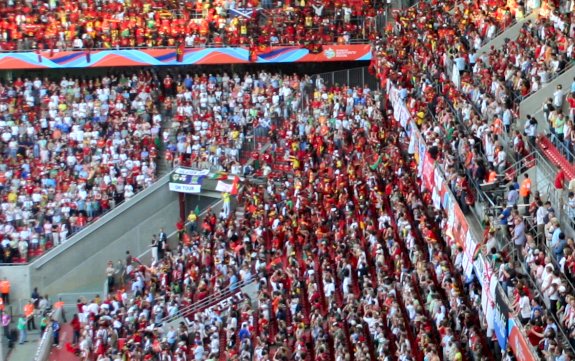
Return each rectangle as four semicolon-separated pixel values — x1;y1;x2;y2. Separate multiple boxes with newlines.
7;192;17;203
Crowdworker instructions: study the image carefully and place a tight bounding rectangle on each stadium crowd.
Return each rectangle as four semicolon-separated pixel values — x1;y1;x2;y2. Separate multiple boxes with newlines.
0;69;311;264
0;0;380;51
60;81;493;361
371;0;575;357
3;0;575;359
0;71;164;263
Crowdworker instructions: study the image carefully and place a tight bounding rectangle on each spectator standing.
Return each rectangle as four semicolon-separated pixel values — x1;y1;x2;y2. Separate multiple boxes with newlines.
567;92;575;122
512;216;527;262
17;314;26;344
158;228;167;260
2;313;10;341
515;289;532;325
0;278;10;305
567;192;575;221
524;115;538;149
39;314;48;335
150;235;159;262
51;318;60;348
554;84;565;109
71;314;81;345
187;210;198;233
31;287;40;308
23;300;36;331
106;261;115;292
507;185;519;208
114;260;125;289
222;192;231;219
552;233;567;262
520;174;532;206
543;98;555;123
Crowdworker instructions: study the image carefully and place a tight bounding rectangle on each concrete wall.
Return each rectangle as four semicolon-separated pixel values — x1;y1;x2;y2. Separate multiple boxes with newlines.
0;264;29;314
0;173;220;306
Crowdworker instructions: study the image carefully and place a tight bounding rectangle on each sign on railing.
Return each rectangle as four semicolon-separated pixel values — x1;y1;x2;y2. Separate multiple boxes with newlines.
0;45;372;70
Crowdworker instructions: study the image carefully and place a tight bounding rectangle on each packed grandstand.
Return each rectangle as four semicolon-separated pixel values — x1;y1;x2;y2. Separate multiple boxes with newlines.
2;0;575;360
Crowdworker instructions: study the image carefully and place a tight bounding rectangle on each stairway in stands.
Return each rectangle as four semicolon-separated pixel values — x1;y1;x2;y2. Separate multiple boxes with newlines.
156;103;177;178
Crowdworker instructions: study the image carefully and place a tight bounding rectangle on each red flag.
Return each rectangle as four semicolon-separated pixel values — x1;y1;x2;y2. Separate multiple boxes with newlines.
230;176;240;196
266;256;282;271
182;233;191;246
176;42;185;62
49;38;55;57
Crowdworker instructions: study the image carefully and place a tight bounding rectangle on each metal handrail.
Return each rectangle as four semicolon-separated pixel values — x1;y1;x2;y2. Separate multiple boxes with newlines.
521;255;575;355
548;133;575;163
34;307;63;361
160;277;257;325
495;283;542;360
521;61;575;103
478;10;533;48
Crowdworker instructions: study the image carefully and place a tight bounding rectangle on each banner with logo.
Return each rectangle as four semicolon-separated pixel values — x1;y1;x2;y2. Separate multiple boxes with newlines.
422;153;436;191
474;253;495;326
494;285;510;350
173;168;211;176
168;171;207;194
417;132;427;176
0;45;372;70
508;318;537;361
461;231;478;277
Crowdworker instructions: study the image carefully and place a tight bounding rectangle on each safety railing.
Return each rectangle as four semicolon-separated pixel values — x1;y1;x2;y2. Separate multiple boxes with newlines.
548;133;575;164
521;61;575;103
520;246;575;355
1;37;372;53
315;66;380;90
488;147;575;356
496;282;543;359
33;306;63;361
389;78;552;360
160;277;257;325
478;9;534;48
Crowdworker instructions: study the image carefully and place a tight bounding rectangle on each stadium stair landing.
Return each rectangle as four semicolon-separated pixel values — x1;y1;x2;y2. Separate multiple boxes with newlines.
157;104;177;178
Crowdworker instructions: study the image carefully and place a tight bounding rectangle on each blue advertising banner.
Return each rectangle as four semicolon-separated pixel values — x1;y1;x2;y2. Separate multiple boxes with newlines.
494;286;510;350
